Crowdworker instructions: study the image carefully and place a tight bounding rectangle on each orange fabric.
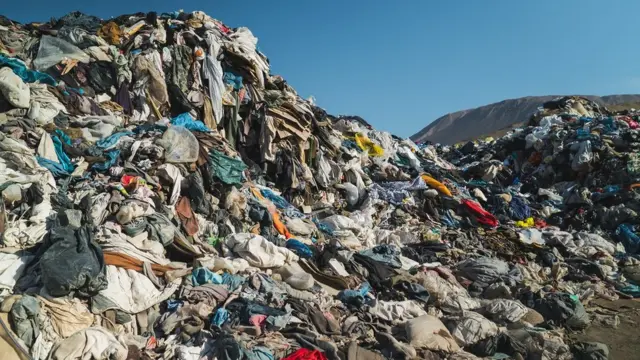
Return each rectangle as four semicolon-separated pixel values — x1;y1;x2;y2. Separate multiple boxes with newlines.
103;252;176;275
421;175;453;197
250;187;292;238
272;211;292;239
97;22;122;45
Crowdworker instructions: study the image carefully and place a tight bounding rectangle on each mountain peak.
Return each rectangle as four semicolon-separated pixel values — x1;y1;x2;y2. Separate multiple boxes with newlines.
411;95;640;144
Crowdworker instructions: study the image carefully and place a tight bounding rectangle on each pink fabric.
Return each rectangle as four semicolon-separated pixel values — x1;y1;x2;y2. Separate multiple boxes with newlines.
249;314;267;327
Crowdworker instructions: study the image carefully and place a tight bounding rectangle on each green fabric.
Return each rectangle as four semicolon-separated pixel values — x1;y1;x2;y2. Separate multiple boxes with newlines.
628;153;640;176
209;150;247;185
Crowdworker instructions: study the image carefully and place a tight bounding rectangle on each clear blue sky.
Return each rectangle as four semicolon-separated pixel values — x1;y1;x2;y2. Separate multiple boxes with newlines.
4;1;640;137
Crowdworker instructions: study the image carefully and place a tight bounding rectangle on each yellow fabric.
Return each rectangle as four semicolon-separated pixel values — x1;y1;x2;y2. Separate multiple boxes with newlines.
354;133;384;157
421;175;452;197
515;217;535;228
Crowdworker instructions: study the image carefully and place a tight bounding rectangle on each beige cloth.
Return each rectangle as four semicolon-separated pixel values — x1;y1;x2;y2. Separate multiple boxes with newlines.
405;314;460;353
0;313;29;360
37;296;94;338
47;327;127;360
225;233;298;268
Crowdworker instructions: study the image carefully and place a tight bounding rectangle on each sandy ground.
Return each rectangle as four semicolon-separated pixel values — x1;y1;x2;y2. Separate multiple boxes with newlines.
571;298;640;359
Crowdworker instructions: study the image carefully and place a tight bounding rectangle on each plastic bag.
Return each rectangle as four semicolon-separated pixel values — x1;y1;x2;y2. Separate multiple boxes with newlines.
33;35;90;70
157;126;199;163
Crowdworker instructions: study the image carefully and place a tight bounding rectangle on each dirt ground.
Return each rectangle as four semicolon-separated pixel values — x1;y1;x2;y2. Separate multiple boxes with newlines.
571;298;640;359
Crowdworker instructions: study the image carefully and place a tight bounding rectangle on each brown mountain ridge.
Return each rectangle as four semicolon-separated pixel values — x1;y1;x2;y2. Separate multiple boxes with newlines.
410;95;640;145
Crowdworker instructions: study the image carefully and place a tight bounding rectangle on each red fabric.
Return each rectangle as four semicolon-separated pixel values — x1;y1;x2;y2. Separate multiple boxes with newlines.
282;348;328;360
535;219;547;228
462;199;498;227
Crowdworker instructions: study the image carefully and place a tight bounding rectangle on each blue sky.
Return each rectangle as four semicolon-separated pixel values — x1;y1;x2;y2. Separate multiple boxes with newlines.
4;1;640;137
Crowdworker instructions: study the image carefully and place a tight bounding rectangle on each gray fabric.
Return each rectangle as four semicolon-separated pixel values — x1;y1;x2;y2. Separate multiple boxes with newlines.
457;257;522;287
359;245;403;268
10;295;40;348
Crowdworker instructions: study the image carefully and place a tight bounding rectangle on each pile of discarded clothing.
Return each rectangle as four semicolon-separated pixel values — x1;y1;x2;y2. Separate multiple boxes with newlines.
0;10;626;360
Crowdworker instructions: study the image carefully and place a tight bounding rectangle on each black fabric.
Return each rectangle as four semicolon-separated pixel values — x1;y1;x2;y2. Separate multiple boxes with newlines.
532;292;590;330
88;61;117;94
168;83;194;117
287;298;340;335
211;332;243;360
225;298;286;325
39;224;107;297
183;170;209;216
115;81;133;115
352;253;395;290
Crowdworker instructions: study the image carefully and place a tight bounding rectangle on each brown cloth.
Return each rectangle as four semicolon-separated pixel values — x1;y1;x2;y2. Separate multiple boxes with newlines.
103;252;176;276
182;283;229;307
176;197;199;236
347;342;384;360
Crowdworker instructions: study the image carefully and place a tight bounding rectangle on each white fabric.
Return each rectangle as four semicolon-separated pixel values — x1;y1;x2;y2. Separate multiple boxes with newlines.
203;31;225;123
0;253;33;296
115;200;155;225
28;84;66;125
97;265;180;314
0;67;29;108
157;164;183;206
37;132;58;163
225;233;298;268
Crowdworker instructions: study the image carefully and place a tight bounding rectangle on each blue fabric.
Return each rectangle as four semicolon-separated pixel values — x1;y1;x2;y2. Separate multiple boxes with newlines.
441;209;460;228
359;245;403;268
221;272;245;292
171;113;211;132
259;189;303;217
342;140;361;152
508;196;531;220
212;308;229;327
95;131;134;149
192;267;223;286
0;55;57;86
92;149;119;172
51;130;75;173
338;282;371;308
619;283;640;298
37;156;70;177
314;218;334;235
604;185;621;193
223;72;244;90
285;239;313;258
617;224;640;253
166;300;183;311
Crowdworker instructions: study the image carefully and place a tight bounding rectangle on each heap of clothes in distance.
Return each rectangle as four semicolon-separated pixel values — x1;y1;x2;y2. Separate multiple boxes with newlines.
0;9;627;360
